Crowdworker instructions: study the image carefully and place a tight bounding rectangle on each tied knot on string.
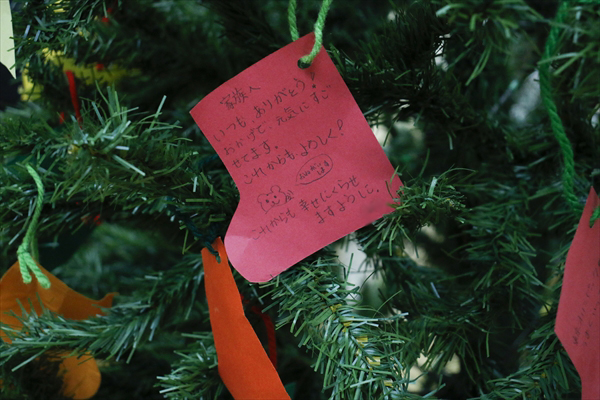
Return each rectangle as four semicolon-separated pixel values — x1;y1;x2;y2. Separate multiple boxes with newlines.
288;0;333;68
166;197;220;259
17;164;51;289
195;154;219;171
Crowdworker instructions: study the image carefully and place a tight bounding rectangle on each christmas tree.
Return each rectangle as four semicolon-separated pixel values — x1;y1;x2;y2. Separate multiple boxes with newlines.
1;0;599;399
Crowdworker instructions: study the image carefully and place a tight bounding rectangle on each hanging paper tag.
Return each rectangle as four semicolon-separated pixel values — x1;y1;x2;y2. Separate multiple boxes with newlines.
555;188;599;400
202;239;290;399
0;0;16;77
0;261;115;399
191;33;402;282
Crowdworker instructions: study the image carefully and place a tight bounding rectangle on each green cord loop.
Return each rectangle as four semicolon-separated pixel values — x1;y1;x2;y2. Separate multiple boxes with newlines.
538;1;582;215
288;0;333;67
17;164;51;289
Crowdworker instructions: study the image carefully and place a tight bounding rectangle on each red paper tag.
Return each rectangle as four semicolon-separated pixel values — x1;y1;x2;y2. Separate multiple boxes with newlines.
191;34;402;282
555;188;600;400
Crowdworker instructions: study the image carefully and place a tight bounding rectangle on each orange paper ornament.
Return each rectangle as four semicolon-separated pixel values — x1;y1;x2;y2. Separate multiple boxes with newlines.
202;238;290;399
0;261;115;399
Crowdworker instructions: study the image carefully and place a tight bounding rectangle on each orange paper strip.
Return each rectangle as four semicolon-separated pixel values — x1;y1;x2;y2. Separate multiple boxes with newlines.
0;261;115;399
202;239;290;399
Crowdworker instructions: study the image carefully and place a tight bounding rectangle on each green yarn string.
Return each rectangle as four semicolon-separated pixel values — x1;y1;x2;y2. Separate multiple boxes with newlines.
16;164;51;289
288;0;333;67
288;0;299;41
538;1;582;215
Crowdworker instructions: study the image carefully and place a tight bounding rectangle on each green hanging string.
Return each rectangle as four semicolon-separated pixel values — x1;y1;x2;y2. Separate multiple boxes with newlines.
538;1;582;215
288;0;299;41
16;164;51;289
288;0;333;67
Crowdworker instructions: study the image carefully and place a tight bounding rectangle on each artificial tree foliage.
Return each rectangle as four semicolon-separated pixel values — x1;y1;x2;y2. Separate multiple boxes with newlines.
1;0;598;398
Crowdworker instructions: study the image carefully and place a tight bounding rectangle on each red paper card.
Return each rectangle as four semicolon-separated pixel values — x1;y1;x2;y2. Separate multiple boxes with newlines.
555;188;600;400
202;239;290;399
191;34;402;282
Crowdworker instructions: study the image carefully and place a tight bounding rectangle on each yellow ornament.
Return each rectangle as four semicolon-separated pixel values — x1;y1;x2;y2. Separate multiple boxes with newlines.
20;49;135;101
19;2;135;101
